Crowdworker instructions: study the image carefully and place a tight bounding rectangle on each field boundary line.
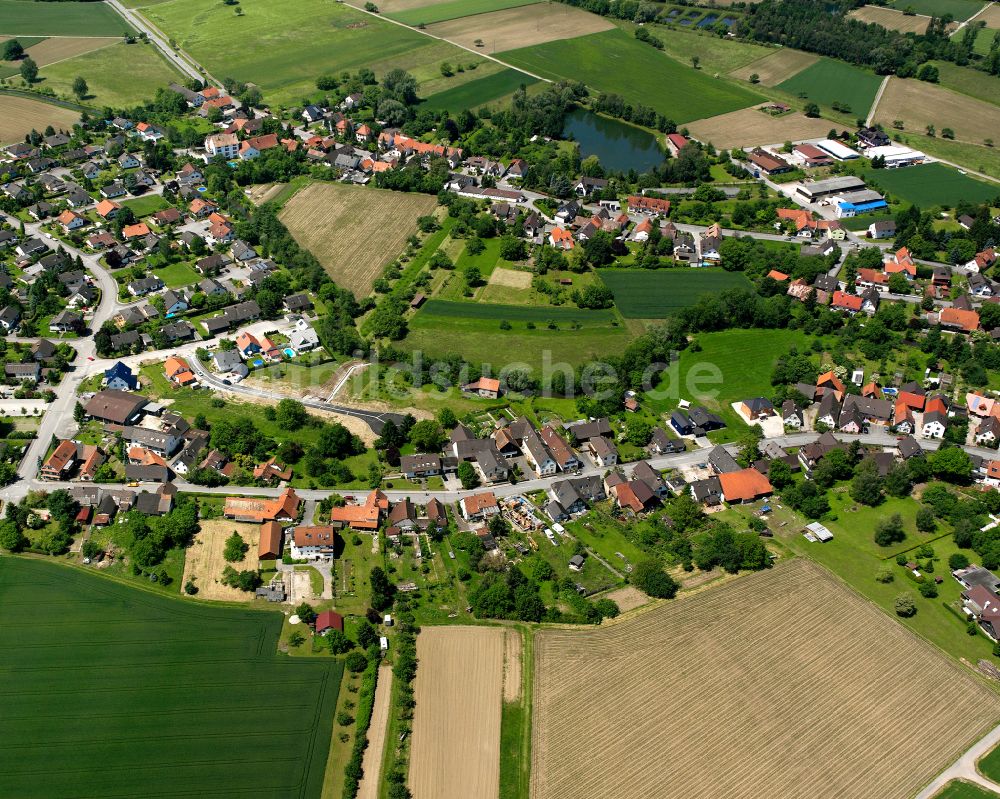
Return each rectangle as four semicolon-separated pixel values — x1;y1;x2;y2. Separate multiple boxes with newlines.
339;0;552;84
29;38;120;71
866;74;890;127
0;88;89;113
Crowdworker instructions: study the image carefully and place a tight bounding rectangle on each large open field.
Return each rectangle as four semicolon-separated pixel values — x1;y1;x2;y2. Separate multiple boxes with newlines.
598;268;751;318
144;0;464;105
861;162;1000;206
885;0;984;20
933;783;1000;799
935;61;1000;109
0;556;343;798
730;47;819;85
530;560;1000;799
848;5;936;33
641;327;804;427
0;94;79;144
280;182;436;298
686;106;832;149
873;76;1000;147
777;57;883;117
427;3;614;52
33;41;182;108
0;0;135;36
409;626;505;799
181;519;261;602
0;36;119;78
386;0;540;26
632;25;773;75
501;29;763;124
401;298;631;369
422;67;538;112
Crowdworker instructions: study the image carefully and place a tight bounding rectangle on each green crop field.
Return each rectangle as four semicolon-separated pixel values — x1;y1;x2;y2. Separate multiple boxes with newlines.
0;557;342;799
0;0;134;35
500;29;762;124
776;57;883;117
935;61;1000;109
933;781;1000;799
887;0;984;19
979;742;1000;784
388;0;540;26
861;162;1000;207
145;0;464;105
422;68;538;112
36;42;182;107
598;268;752;318
402;299;629;368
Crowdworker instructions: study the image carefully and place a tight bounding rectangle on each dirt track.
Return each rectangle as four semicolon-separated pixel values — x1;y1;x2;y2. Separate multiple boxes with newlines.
357;664;393;799
409;626;504;799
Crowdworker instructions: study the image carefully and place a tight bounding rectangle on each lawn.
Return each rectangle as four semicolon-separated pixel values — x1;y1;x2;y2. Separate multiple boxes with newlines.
145;0;465;105
422;67;538;112
0;556;343;799
121;193;171;217
151;260;200;289
861;163;1000;207
0;0;134;35
500;28;762;125
776;57;883;117
932;782;1000;799
387;0;540;26
401;299;630;369
35;42;182;108
597;268;752;318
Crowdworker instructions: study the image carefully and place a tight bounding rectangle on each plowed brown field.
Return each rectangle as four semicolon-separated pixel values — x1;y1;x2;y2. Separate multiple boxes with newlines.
409;626;504;799
531;560;1000;799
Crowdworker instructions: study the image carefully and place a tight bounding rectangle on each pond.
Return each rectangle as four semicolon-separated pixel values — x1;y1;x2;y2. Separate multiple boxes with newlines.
563;108;665;174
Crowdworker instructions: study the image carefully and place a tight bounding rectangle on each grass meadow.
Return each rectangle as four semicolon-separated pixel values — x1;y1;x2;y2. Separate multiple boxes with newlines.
0;0;134;36
145;0;457;105
35;42;182;108
861;163;1000;207
401;299;629;368
597;268;752;318
421;68;538;112
979;744;1000;784
387;0;540;26
0;557;343;799
500;28;762;124
776;57;883;117
640;327;803;431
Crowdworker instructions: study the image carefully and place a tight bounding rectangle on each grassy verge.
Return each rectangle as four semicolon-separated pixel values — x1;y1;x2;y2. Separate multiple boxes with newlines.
499;626;533;799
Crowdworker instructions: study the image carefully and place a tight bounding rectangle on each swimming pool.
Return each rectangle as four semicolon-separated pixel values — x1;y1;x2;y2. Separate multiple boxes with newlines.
252;358;264;367
283;347;295;358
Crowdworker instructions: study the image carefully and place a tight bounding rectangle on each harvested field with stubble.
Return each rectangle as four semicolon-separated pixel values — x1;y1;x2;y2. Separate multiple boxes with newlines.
873;76;1000;146
530;560;1000;799
0;95;79;144
181;519;260;601
686;106;831;149
280;182;436;297
410;626;504;799
428;3;614;52
487;266;532;289
22;36;118;66
848;5;936;33
730;47;818;85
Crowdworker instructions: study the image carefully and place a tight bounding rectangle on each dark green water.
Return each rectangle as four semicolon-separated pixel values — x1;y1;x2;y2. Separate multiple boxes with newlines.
563;108;665;174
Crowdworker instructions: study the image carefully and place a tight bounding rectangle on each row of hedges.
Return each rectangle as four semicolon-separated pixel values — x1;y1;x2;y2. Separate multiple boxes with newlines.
342;647;381;799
